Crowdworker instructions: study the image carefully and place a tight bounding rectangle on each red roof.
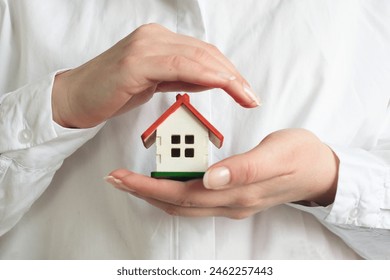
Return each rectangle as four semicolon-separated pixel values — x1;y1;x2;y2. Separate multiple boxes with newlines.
141;94;224;149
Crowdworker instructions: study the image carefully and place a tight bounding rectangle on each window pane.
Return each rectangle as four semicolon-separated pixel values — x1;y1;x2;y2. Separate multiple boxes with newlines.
185;135;194;144
171;135;180;144
185;148;194;158
171;148;181;157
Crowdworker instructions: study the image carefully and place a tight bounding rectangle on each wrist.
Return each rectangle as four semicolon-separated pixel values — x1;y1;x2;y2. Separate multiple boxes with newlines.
52;70;74;128
311;145;339;206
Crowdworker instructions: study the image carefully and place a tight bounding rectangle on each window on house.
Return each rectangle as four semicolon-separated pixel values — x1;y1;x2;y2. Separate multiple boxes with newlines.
171;148;180;157
185;135;194;144
170;134;195;158
185;148;194;158
171;135;181;144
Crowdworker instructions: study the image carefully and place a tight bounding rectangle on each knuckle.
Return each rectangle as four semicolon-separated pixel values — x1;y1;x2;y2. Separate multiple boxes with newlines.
176;196;194;207
162;205;180;216
128;24;165;50
166;55;190;71
238;159;259;185
205;43;220;54
130;37;149;51
167;55;183;67
234;194;259;208
228;209;254;220
191;47;210;60
135;23;163;35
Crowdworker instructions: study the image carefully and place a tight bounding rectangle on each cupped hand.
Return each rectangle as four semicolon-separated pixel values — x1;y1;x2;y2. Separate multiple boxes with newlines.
52;23;260;128
105;129;339;219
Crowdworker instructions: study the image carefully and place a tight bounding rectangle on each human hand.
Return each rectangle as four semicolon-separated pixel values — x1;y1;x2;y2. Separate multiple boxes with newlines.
105;129;339;219
52;23;260;128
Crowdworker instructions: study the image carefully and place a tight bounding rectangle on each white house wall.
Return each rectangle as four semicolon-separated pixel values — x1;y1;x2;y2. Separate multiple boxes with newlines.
156;107;209;172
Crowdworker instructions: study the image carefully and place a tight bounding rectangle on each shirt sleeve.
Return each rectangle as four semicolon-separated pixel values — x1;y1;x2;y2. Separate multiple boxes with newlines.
0;71;104;236
289;111;390;259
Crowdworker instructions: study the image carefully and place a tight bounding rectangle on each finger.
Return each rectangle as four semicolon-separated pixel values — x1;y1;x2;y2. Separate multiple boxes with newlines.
140;55;260;108
133;24;240;76
131;192;262;219
126;24;260;107
203;139;290;190
142;43;235;74
107;169;241;207
155;43;261;107
132;193;224;217
156;81;211;93
151;43;238;88
166;33;241;77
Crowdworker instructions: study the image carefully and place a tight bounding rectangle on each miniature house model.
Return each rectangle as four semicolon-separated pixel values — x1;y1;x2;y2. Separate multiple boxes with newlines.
141;94;224;181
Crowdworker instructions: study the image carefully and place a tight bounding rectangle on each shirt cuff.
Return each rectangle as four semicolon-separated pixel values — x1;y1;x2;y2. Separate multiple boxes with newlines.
324;144;390;228
0;71;105;169
290;144;390;230
0;72;60;152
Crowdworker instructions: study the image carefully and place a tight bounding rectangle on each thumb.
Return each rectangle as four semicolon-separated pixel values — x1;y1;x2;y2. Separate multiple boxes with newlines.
203;144;286;190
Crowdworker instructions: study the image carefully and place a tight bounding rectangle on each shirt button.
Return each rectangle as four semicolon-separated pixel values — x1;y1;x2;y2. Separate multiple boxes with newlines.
18;129;33;144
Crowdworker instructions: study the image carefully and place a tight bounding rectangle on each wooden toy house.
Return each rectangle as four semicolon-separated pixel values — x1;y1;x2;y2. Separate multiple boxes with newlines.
141;94;224;181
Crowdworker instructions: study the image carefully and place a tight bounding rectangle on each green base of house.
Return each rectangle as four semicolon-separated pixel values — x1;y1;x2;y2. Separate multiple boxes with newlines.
151;171;205;181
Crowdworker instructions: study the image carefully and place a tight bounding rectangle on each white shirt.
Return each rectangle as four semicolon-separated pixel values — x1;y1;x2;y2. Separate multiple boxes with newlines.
0;0;389;259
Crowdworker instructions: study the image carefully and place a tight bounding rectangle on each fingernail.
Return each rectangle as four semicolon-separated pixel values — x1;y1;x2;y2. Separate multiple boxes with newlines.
217;72;237;81
104;176;135;192
243;83;261;106
203;166;231;189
